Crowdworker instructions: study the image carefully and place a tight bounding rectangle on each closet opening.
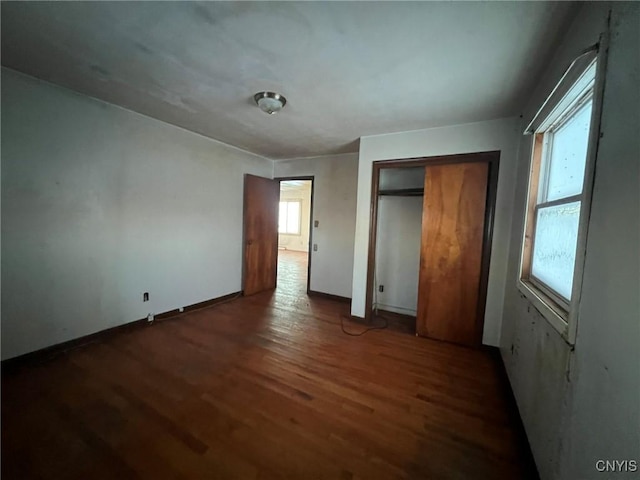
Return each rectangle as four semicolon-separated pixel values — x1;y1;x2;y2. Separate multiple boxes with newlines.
365;152;500;347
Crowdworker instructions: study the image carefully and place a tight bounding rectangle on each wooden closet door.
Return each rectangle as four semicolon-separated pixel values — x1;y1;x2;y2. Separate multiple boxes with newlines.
243;174;279;296
416;162;489;347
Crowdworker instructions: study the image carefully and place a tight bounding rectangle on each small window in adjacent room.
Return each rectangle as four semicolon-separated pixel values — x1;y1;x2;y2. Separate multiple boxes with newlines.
520;50;601;342
278;200;301;235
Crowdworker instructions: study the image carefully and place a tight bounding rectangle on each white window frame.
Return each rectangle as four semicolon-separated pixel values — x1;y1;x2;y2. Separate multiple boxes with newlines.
518;42;607;345
278;199;302;235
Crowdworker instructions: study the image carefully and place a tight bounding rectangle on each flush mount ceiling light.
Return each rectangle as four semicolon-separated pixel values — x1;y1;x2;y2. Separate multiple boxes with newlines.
254;91;287;115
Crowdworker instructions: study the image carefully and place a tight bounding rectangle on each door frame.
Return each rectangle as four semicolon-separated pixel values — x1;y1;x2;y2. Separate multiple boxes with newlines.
275;176;315;294
365;151;500;344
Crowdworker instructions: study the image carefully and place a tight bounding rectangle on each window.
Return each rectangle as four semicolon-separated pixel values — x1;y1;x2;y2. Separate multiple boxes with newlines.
279;200;301;235
520;51;601;342
528;95;593;306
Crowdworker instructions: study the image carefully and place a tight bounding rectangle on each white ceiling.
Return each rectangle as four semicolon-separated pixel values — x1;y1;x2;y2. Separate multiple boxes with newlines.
1;1;576;160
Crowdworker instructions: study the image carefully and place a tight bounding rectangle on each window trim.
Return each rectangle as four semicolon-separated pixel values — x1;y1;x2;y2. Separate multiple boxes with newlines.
518;38;608;345
278;199;303;236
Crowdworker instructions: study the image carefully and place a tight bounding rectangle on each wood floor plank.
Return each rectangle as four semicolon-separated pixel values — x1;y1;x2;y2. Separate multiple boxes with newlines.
2;250;536;479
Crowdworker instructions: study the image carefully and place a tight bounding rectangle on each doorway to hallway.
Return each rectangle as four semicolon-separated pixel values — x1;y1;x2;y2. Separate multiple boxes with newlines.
276;178;314;296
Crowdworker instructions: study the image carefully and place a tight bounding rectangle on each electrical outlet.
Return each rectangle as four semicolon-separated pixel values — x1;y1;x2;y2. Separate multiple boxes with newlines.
314;220;319;227
143;292;149;302
379;285;384;292
313;244;318;251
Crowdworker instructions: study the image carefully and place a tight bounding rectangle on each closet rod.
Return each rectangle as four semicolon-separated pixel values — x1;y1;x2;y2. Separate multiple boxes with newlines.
378;188;424;197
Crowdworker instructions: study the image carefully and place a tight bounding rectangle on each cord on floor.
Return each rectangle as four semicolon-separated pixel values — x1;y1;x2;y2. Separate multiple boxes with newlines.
339;312;388;336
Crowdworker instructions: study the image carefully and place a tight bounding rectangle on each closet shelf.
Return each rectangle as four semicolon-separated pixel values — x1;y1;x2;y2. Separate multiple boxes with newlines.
378;188;424;197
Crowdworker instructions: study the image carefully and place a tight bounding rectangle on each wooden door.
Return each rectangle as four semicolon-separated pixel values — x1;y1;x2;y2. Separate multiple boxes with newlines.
243;174;279;296
416;162;489;346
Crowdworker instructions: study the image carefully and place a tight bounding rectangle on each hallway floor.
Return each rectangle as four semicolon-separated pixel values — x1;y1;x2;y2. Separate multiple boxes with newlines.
276;249;309;296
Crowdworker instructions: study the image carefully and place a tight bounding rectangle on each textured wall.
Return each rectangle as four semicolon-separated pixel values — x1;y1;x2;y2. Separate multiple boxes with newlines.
500;3;640;479
1;69;273;360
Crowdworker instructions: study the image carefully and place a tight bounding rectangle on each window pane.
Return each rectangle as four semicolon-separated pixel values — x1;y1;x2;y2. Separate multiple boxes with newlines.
278;202;287;233
286;202;300;234
546;100;592;201
531;201;581;300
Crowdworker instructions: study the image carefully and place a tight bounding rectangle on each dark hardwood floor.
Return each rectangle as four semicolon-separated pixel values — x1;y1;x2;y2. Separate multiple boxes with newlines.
2;250;536;479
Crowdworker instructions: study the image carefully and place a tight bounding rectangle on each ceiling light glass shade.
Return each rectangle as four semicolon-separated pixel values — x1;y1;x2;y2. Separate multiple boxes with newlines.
254;91;287;114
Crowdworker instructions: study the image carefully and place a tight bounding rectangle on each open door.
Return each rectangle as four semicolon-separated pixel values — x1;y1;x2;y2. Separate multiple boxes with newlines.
243;174;279;296
416;161;489;346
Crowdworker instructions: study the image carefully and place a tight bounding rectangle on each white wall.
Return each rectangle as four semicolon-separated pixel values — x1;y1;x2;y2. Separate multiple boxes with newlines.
278;182;311;252
375;195;422;316
274;154;358;298
352;117;521;346
500;4;640;479
1;68;273;360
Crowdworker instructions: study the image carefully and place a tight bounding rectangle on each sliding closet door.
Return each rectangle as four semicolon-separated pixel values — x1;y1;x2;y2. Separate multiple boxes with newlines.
416;162;489;346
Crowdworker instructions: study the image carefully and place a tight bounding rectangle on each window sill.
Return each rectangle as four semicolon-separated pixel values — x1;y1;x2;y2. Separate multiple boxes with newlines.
517;279;573;345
